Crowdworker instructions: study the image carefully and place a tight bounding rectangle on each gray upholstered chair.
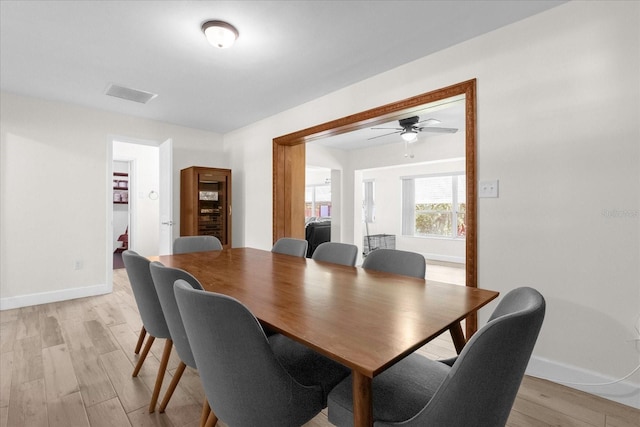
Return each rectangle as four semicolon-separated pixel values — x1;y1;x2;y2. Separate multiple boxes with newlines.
271;237;308;258
173;235;223;254
361;248;426;279
174;280;351;427
312;242;358;267
149;262;215;426
327;287;546;427
121;250;172;413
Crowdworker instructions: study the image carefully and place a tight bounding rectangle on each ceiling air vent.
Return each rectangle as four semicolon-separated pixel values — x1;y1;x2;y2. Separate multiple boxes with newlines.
104;84;158;104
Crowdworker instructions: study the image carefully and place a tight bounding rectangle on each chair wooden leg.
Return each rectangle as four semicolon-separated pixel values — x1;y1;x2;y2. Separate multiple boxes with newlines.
134;326;147;354
159;361;186;413
199;398;211;427
149;339;173;413
204;409;218;427
132;335;155;377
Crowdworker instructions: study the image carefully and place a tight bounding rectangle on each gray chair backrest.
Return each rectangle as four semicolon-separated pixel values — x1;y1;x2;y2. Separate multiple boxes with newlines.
312;242;358;267
361;248;426;279
149;262;203;368
382;287;545;427
121;250;170;339
174;281;324;426
271;237;308;258
173;236;222;254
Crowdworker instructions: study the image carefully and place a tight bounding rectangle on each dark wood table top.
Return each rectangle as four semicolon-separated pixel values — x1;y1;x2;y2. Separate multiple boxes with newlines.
153;247;498;377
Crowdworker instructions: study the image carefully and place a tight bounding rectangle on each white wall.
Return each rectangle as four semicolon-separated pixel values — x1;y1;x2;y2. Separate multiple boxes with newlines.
305;167;331;186
0;93;226;309
227;1;639;406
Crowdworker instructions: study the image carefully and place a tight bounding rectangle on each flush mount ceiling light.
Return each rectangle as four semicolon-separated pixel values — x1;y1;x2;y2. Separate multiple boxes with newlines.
202;20;239;48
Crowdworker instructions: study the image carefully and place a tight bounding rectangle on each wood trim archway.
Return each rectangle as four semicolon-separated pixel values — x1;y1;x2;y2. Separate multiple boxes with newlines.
273;79;478;337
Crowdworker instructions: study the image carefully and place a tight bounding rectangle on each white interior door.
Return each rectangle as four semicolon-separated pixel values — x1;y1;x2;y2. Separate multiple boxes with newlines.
159;138;173;255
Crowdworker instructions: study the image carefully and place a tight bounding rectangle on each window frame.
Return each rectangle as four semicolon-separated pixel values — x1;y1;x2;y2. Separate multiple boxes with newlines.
402;172;466;240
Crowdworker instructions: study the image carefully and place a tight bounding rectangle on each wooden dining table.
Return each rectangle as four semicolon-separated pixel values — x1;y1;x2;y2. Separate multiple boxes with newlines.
151;247;499;427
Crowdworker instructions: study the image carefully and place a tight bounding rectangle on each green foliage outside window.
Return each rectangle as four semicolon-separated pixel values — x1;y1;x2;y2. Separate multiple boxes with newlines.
415;203;466;237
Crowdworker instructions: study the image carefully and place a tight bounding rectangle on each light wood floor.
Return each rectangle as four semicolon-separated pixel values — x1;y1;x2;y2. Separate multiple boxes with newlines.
0;268;637;427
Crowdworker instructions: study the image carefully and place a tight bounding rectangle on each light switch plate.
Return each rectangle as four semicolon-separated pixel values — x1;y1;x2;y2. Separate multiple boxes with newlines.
479;180;499;198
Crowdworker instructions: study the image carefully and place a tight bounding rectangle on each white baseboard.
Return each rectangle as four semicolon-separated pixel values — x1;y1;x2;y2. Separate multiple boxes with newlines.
527;355;640;409
421;252;465;264
0;283;112;311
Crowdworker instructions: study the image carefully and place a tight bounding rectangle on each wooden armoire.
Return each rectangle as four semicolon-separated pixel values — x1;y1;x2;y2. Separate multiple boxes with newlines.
180;166;232;248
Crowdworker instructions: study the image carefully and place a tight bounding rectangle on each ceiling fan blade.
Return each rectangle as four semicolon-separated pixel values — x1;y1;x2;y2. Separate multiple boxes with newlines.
418;118;441;126
367;130;401;140
418;126;458;134
370;127;402;131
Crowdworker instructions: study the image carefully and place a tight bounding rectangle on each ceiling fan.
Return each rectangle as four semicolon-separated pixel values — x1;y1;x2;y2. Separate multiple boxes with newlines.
369;116;458;142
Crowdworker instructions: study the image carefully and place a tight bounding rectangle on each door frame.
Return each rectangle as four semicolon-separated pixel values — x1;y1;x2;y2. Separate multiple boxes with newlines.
107;135;173;268
158;138;174;255
272;79;478;336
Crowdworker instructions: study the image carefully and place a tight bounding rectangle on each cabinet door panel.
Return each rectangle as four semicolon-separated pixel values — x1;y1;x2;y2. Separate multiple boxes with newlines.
180;167;232;248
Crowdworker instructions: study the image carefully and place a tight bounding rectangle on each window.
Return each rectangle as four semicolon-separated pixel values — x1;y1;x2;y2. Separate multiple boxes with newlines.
305;184;331;219
402;174;465;239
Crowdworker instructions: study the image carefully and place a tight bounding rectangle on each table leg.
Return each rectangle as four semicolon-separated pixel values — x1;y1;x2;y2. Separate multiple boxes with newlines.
352;371;373;427
449;322;466;354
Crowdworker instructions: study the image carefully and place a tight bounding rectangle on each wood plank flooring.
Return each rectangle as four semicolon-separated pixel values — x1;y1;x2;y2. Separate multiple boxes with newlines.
0;268;637;427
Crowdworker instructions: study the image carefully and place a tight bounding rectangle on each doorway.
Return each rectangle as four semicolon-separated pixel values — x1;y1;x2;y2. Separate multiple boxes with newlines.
108;137;173;273
272;79;477;336
112;160;130;269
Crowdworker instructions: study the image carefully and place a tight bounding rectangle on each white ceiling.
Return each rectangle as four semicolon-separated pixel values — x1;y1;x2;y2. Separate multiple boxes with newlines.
0;1;565;134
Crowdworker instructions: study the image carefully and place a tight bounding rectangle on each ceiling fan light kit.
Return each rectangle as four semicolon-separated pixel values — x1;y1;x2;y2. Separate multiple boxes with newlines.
401;130;418;142
202;20;239;48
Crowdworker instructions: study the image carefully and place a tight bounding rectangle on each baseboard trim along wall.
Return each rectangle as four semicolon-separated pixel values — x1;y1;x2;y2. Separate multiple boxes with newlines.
0;283;112;311
421;252;465;264
527;355;640;409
